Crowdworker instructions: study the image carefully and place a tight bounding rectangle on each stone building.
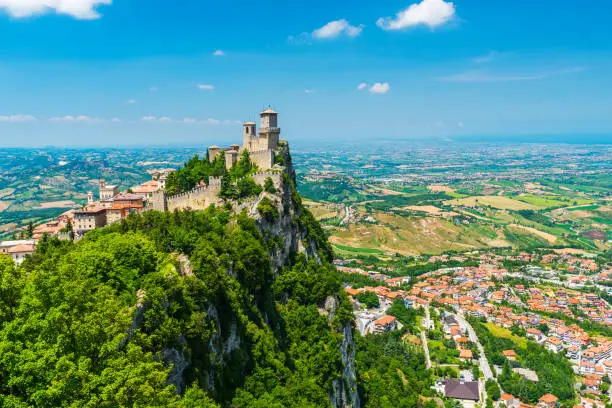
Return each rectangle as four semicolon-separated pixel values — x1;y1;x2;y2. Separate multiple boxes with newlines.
73;207;107;237
208;107;281;171
99;180;119;201
7;243;36;265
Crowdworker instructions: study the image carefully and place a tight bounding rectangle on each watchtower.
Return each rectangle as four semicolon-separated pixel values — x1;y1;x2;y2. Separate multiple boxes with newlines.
243;121;256;148
258;106;280;150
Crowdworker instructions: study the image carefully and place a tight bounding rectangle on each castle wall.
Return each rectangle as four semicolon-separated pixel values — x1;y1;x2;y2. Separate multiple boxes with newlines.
166;177;222;212
249;149;274;170
150;173;282;213
251;171;282;188
244;135;270;152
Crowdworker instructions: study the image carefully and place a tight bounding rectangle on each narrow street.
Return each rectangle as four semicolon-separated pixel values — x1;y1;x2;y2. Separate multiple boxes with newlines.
454;312;494;380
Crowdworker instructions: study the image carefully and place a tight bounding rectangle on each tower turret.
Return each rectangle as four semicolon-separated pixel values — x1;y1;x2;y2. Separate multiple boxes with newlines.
243;121;256;150
258;106;280;150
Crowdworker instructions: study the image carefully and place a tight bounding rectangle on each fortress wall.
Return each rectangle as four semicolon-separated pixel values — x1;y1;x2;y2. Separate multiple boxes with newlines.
246;136;269;152
165;176;222;211
249;149;274;170
150;172;282;214
251;171;282;189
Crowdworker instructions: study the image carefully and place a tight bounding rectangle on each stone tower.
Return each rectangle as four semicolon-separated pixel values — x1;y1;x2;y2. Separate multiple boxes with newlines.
258;107;280;150
243;121;256;149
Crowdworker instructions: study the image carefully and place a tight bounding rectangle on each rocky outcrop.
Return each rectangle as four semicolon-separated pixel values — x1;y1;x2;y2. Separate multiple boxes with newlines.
132;142;359;407
333;322;360;408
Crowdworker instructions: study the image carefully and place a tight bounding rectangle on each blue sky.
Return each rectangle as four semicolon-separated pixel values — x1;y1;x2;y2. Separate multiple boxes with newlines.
0;0;611;146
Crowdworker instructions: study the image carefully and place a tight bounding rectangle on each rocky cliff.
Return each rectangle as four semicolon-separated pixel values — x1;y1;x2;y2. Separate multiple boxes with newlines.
136;143;360;407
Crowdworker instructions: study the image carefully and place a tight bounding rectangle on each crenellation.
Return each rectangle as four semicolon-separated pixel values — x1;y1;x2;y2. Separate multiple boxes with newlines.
209;106;281;172
151;106;288;213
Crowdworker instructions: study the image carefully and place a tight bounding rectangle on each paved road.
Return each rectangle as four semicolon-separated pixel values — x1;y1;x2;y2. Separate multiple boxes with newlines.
421;307;432;369
454;312;494;381
340;205;352;226
421;330;432;369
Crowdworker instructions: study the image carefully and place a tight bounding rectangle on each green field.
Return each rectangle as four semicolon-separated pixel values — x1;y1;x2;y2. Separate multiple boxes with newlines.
483;323;528;349
567;205;601;211
331;243;385;255
515;194;591;208
591;217;612;225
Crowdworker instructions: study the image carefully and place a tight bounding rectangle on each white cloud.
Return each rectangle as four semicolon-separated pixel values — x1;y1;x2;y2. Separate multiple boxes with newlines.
150;87;158;92
49;115;104;123
305;89;314;94
357;83;368;90
182;118;222;125
0;114;37;122
287;33;311;45
457;121;464;128
377;0;456;30
213;50;225;56
472;51;507;64
0;0;111;19
127;99;136;104
198;84;215;90
312;19;364;39
437;67;587;83
438;71;546;83
141;116;229;125
369;82;390;94
110;117;121;122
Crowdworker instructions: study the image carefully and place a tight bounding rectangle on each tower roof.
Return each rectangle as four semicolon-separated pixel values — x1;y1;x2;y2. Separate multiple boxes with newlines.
209;144;221;149
243;121;256;125
260;108;278;115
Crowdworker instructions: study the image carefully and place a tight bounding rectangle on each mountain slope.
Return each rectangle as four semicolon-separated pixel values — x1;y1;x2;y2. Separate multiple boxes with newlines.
0;152;359;407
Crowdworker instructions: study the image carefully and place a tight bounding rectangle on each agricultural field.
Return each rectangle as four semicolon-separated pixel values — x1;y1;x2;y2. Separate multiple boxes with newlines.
295;141;610;257
445;195;539;210
0;147;199;238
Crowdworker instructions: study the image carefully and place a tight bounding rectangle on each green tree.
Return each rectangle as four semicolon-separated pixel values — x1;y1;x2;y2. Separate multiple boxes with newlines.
264;177;277;194
356;291;380;309
485;379;501;401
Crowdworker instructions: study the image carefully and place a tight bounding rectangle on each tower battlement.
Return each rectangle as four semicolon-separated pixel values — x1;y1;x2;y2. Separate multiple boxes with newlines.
210;106;281;171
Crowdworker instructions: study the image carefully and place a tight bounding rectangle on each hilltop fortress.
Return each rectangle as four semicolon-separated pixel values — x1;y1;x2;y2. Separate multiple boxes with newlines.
151;107;287;212
209;107;281;171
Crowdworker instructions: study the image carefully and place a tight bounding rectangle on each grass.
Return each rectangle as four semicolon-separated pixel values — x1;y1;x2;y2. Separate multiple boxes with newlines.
567;205;600;211
503;226;551;249
331;243;384;255
446;196;538;211
483;323;528;349
514;194;583;208
0;201;10;213
0;188;15;199
591;217;612;225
